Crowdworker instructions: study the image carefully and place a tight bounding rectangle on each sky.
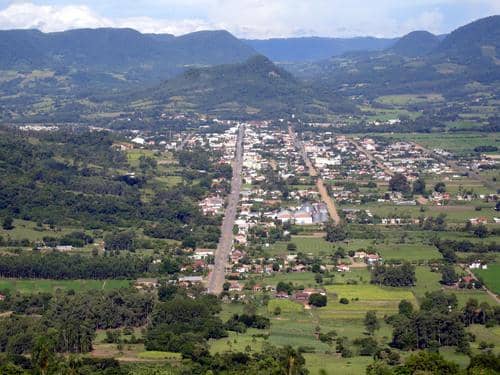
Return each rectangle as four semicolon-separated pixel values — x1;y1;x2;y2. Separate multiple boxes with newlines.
0;0;499;39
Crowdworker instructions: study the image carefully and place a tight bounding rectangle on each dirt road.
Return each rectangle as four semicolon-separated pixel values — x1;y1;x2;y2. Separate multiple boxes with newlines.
288;126;341;225
347;138;394;176
207;125;245;294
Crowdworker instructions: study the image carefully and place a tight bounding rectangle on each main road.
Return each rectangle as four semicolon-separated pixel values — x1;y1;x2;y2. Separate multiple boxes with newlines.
207;125;245;294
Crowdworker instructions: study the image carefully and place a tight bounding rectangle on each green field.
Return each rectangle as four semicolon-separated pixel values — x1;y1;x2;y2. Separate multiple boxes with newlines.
0;278;131;294
376;93;444;106
475;264;500;294
267;299;304;314
0;219;78;242
380;132;500;155
268;236;334;256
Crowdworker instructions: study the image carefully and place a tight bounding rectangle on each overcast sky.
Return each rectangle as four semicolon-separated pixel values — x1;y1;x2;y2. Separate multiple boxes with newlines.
0;0;498;38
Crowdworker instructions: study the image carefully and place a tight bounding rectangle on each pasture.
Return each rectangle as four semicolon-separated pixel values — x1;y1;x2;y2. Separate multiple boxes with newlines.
0;278;131;294
475;264;500;294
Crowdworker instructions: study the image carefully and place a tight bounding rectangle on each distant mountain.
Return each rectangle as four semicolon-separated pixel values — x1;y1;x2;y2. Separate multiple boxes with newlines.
243;36;397;62
285;15;500;98
389;31;440;57
126;55;352;118
0;28;257;78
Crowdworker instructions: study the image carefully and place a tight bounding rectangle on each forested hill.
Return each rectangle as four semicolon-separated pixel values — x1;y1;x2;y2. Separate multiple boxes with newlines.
389;31;440;57
286;15;500;98
434;15;500;65
0;28;256;77
129;55;356;119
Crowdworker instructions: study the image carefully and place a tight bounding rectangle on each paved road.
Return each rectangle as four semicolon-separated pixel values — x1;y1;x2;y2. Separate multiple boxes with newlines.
207;125;245;294
288;126;341;225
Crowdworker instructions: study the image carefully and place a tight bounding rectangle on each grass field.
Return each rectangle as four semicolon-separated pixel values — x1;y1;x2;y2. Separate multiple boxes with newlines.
475;264;500;294
267;236;334;256
267;299;304;314
0;219;77;242
0;278;131;294
376;93;444;106
321;284;417;317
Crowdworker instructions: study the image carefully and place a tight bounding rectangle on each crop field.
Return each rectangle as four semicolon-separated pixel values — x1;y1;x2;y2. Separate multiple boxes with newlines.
474;264;500;294
0;278;131;294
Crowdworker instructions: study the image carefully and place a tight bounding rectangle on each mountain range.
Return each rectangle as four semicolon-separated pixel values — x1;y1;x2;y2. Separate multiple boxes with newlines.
0;28;256;80
0;15;498;121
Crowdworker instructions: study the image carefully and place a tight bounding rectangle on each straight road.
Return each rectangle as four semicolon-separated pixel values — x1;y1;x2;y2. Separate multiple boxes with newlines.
347;138;394;176
288;126;341;225
207;125;245;294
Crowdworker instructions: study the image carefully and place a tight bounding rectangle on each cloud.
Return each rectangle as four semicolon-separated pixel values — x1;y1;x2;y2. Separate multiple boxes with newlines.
0;3;111;31
0;1;497;38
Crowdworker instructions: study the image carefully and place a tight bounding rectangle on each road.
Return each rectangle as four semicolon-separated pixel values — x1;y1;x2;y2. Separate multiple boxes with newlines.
178;132;193;151
288;126;341;225
207;125;245;294
465;268;499;304
413;143;497;191
347;138;394;176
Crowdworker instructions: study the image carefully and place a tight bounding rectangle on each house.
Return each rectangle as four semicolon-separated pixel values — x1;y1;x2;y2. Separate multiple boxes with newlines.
135;278;158;289
178;276;203;286
354;251;367;260
366;254;381;265
229;281;243;292
275;292;289;299
336;264;350;272
469;217;488;225
294;211;313;225
55;245;73;252
252;284;263;292
470;262;487;270
131;137;146;145
199;196;225;215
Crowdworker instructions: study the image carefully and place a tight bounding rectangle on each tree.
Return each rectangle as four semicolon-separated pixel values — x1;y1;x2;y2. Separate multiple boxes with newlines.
402;351;459;374
440;264;459;286
389;173;410;193
287;243;297;252
325;222;347;242
31;336;55;375
434;182;446;193
398;300;413;317
364;311;380;335
2;216;14;230
474;224;489;238
309;293;327;307
412;177;426;195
